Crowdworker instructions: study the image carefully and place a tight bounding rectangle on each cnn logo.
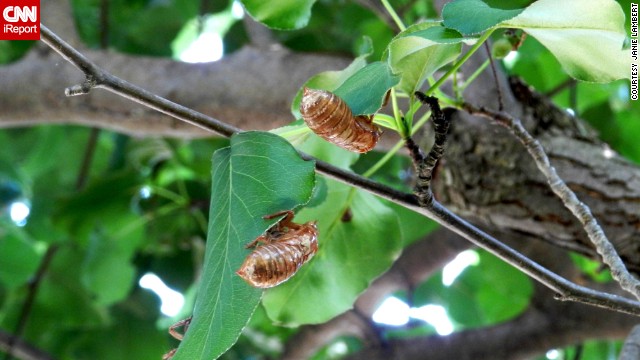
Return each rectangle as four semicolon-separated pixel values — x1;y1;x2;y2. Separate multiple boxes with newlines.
0;0;40;40
3;6;37;22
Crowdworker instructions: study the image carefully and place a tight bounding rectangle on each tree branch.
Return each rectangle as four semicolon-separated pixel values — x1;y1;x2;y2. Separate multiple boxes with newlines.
3;246;59;360
37;24;640;316
0;330;55;360
411;93;451;206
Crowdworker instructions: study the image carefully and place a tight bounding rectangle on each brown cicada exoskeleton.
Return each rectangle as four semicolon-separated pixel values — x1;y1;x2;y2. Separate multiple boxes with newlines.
236;210;318;288
300;87;382;153
162;316;192;360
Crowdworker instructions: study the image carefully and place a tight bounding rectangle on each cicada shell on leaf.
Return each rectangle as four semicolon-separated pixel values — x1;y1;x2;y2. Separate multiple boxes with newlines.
236;210;318;288
300;87;382;153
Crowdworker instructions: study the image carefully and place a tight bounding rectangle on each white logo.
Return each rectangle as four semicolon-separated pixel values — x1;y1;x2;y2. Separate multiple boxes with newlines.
3;6;37;22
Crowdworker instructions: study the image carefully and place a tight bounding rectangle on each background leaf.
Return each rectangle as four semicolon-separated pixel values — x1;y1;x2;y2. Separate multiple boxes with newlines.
290;55;369;118
442;0;524;35
501;0;629;82
172;131;315;360
240;0;316;30
333;61;400;115
0;226;41;289
387;22;465;94
415;250;533;327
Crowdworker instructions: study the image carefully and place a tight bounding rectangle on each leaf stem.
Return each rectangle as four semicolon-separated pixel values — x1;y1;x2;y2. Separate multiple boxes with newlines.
459;59;490;95
426;29;494;95
381;0;406;31
363;141;405;178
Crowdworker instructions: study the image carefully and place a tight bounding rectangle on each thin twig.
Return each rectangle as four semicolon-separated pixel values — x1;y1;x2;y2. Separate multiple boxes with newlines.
0;330;55;360
39;25;240;137
38;23;640;316
571;344;583;360
75;128;100;190
412;93;450;206
463;102;640;301
484;42;504;111
545;78;577;98
3;245;59;360
99;0;109;48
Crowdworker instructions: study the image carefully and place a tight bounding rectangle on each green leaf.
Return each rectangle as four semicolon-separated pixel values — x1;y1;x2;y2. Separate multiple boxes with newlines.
333;61;400;115
64;307;168;360
270;120;313;145
240;0;316;30
501;0;629;82
0;226;41;289
297;133;359;170
506;35;569;92
418;250;533;327
292;59;398;119
387;22;465;94
373;113;399;131
17;246;110;338
569;253;613;283
0;40;35;64
172;131;315;360
442;0;524;35
54;170;143;241
81;232;139;306
262;179;402;325
290;56;369;118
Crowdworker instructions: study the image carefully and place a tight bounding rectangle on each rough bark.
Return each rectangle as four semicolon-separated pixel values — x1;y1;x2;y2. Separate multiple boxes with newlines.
433;78;640;271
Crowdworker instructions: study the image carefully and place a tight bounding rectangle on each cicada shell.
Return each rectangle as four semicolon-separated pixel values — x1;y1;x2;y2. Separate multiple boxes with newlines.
300;87;381;153
236;210;318;288
162;317;192;360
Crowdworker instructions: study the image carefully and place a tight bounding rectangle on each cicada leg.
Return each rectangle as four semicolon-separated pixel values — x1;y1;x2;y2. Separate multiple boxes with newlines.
168;316;192;341
244;210;301;249
163;316;192;360
263;210;302;231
